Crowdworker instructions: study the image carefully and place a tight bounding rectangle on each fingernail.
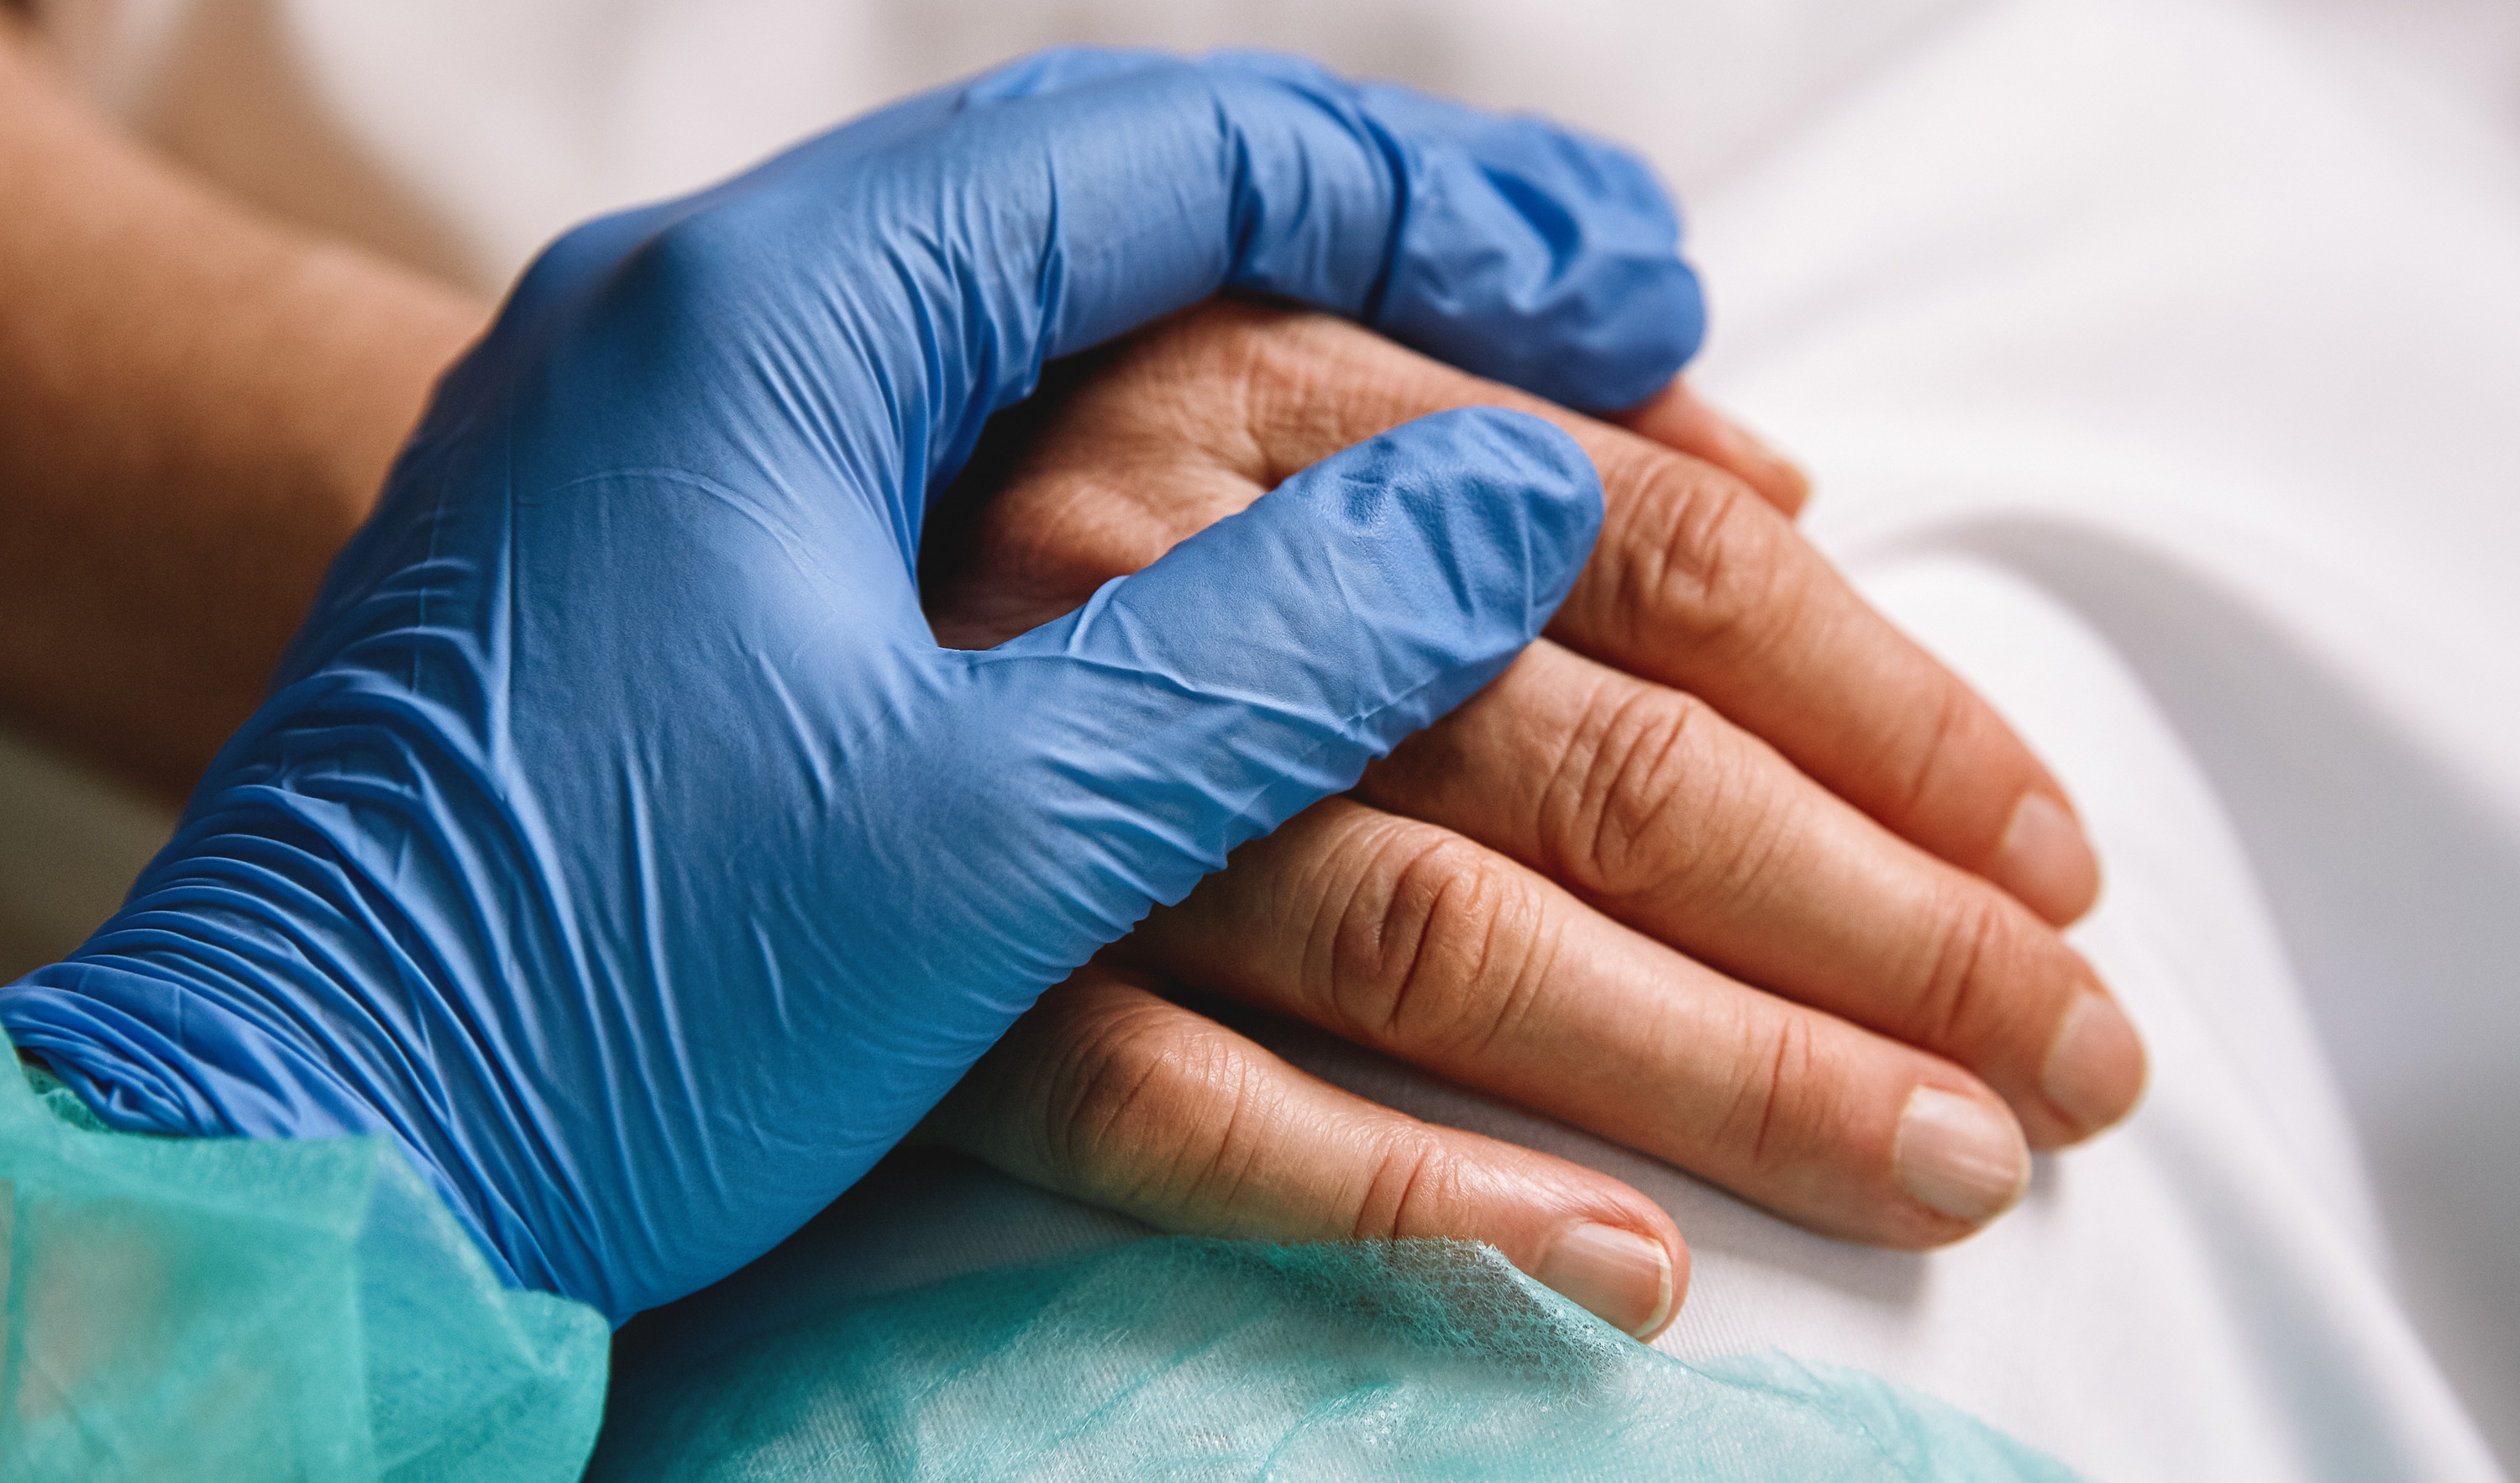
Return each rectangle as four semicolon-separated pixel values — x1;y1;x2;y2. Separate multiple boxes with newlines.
1992;791;2101;923
1535;1222;1675;1339
1712;412;1812;509
2042;990;2147;1133
1893;1086;2029;1224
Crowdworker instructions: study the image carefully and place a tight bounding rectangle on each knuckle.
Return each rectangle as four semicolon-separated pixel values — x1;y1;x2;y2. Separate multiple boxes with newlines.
1324;824;1556;1058
1545;683;1788;916
1882;676;1979;825
1040;997;1178;1170
1597;458;1798;658
1719;1012;1835;1180
1904;886;2012;1053
1544;681;1709;895
1347;1132;1471;1241
1043;997;1252;1210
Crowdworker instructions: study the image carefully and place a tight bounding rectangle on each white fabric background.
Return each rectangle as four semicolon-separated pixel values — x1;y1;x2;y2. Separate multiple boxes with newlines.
10;0;2515;1476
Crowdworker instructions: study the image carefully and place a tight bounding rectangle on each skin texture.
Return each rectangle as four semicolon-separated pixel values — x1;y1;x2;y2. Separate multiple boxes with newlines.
0;22;2139;1335
918;303;2145;1333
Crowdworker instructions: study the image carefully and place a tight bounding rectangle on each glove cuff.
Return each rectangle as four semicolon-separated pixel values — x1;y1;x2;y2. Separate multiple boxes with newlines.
0;960;530;1291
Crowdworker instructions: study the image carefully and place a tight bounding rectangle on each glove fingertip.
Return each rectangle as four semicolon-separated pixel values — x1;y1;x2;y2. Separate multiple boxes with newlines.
1348;84;1706;409
1410;404;1605;625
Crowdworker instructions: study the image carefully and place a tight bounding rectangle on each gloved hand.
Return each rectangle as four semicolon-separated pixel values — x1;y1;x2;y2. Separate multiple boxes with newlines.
0;49;1701;1324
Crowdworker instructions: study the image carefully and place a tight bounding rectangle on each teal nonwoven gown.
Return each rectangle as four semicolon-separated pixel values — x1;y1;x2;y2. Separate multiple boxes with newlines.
0;1040;2076;1481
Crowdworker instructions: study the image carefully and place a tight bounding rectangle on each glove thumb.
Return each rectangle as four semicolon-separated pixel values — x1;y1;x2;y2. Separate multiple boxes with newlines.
975;406;1601;923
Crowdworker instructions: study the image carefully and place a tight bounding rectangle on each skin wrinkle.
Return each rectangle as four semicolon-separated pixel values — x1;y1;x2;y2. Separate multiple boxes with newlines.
1324;816;1443;1040
1173;1030;1272;1228
1351;1132;1443;1244
1460;872;1570;1071
1743;1009;1821;1182
1678;737;1803;942
950;306;1795;692
1387;838;1536;1060
1112;993;1288;1233
1221;1043;1376;1242
1164;781;2006;1235
1885;662;1987;839
1286;809;1361;1021
1522;655;1625;886
1940;897;2075;1099
1397;640;2071;1138
1908;887;2010;1063
1614;460;1767;662
1003;487;1111;632
1215;308;1291;485
1018;943;1653;1270
930;339;1287;647
1363;832;1473;1048
1046;990;1189;1203
895;297;2119;1278
1252;315;1401;486
1022;986;1117;1172
1490;655;1793;941
1563;670;1714;901
1646;485;2044;918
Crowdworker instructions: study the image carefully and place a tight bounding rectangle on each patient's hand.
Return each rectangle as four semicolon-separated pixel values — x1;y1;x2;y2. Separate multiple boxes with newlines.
916;302;2143;1337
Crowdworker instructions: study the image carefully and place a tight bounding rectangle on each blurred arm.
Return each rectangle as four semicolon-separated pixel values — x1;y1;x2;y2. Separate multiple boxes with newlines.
0;23;487;800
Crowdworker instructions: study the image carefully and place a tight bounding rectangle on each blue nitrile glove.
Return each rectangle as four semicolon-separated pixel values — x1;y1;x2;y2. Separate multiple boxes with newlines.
0;50;1704;1324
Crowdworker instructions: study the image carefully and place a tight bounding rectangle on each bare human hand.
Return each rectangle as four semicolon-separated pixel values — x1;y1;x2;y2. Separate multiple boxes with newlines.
916;302;2144;1338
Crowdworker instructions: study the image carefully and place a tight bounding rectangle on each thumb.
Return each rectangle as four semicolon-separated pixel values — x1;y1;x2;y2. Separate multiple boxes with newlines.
974;406;1600;921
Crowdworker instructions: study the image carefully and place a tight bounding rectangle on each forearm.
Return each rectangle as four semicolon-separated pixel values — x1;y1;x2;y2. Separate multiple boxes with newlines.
0;28;488;800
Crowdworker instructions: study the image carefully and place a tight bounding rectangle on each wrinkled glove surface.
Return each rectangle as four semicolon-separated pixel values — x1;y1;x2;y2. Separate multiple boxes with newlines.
0;49;1702;1323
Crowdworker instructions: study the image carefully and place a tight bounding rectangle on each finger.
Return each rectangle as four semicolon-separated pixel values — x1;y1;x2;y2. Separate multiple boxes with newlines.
1357;642;2145;1145
1608;377;1810;517
921;963;1688;1339
1552;418;2103;925
992;304;2100;923
975;409;1596;942
817;408;1591;1171
1240;313;2100;923
1128;798;2034;1246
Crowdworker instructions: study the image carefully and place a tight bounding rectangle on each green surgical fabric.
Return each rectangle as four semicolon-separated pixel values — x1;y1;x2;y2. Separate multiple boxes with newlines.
0;1044;606;1481
594;1236;2085;1481
5;1039;2080;1483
